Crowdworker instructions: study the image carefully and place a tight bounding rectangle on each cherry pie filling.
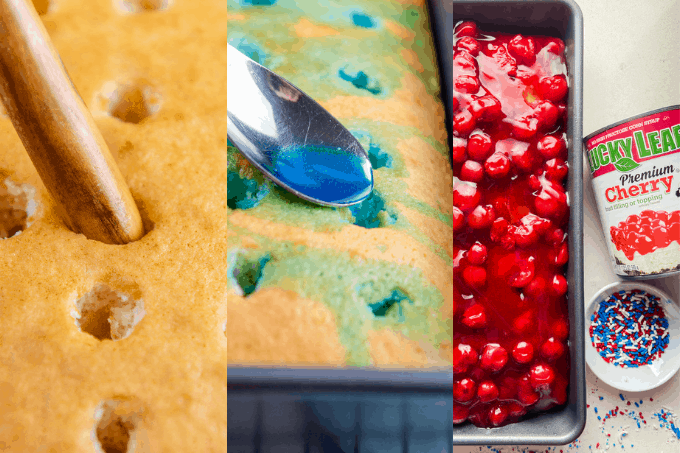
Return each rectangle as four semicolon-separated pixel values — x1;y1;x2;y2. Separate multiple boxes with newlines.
452;21;571;428
610;209;680;261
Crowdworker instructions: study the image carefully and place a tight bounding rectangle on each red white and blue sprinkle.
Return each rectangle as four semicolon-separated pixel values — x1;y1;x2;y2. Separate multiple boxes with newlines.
589;289;669;367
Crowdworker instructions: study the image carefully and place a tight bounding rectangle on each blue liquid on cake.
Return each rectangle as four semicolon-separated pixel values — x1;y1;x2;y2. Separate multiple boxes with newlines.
338;68;382;95
351;12;376;28
270;145;372;205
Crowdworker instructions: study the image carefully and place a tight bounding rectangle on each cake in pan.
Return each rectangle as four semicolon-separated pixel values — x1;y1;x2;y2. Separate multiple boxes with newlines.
0;0;452;451
227;0;453;368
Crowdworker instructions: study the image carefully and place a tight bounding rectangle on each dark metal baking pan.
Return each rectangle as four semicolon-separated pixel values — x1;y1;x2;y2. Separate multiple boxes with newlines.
451;0;586;445
227;368;454;452
428;0;454;152
228;2;456;451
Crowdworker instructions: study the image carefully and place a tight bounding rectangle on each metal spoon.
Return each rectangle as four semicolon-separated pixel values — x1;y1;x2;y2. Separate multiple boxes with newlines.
227;44;373;207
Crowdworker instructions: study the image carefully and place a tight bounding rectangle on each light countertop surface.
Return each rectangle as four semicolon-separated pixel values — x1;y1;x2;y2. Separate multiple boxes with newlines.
454;0;680;451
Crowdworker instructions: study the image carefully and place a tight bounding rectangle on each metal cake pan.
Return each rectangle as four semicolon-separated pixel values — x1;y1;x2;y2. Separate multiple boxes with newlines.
451;0;586;445
227;2;456;451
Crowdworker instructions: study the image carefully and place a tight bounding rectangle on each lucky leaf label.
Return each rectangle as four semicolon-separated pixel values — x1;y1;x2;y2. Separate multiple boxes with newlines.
614;157;641;172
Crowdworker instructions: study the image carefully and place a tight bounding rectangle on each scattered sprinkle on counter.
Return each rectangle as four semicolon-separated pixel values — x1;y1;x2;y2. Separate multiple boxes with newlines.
589;289;670;367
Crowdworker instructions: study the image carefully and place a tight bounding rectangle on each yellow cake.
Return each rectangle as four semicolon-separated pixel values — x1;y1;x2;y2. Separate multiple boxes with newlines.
0;0;452;451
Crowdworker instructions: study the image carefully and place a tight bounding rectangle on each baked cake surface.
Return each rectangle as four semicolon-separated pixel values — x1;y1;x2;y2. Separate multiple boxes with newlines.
0;0;451;451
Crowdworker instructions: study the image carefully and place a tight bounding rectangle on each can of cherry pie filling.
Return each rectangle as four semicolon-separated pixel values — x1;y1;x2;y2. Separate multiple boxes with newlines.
584;105;680;279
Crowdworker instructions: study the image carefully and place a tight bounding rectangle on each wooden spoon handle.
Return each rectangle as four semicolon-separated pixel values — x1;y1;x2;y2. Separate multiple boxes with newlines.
0;0;144;244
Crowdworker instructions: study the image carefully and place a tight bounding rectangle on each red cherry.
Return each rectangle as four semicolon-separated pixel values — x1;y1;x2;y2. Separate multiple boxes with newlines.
500;234;516;251
463;266;487;289
452;343;479;373
452;96;459;112
521;213;551;235
453;183;481;212
467;242;488;265
512;116;539;140
488;405;509;427
467;132;494;161
524;276;547;300
480;343;508;372
490;217;509;242
528;174;542;191
508;34;536;65
477;381;499;403
540;337;565;361
452;137;467;163
545;38;565;55
496;376;518;400
533;101;559;130
550;319;569;341
513;310;535;333
452;206;466;232
453;109;476;136
627;213;642;224
467;204;496;229
534;180;567;220
455;21;477;38
457;36;480;56
517;386;540;405
508;402;527;418
551;274;568;296
485;152;510;179
513;341;535;364
455;75;481;94
550;242;569;266
544;158;569;182
509;256;535;288
537;135;566;160
551;378;569;405
530;363;556;390
538;75;568;102
453;50;477;72
453;378;477;403
460;160;485;183
461;304;487;329
468;95;503;121
452;404;470;424
508;142;535;172
514;223;540;248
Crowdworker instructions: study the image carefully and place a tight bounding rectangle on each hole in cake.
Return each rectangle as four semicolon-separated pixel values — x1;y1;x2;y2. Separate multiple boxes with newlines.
104;81;162;124
239;0;277;5
227;148;270;210
115;0;172;13
338;67;382;95
0;177;37;239
227;251;270;296
32;0;52;15
368;288;412;319
128;191;155;236
227;171;270;210
228;36;268;66
93;398;145;453
348;191;397;229
73;283;145;341
367;142;392;169
351;132;392;170
350;11;376;28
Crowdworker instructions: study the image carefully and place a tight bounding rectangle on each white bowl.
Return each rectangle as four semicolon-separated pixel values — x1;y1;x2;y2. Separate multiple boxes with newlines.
585;281;680;392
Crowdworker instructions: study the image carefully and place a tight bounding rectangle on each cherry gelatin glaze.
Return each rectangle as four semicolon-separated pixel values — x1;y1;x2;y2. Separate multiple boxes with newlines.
452;21;571;428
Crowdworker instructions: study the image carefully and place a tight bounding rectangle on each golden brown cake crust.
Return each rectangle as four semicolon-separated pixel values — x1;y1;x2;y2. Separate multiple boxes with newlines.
0;1;229;451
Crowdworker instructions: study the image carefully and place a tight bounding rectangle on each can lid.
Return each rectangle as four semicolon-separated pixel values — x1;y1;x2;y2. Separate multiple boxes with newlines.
583;104;680;144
